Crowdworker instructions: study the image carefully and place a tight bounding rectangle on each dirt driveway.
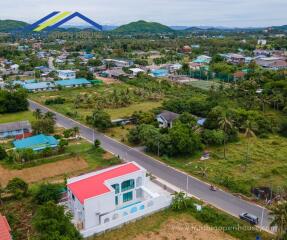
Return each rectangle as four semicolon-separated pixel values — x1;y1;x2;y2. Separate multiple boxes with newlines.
0;157;88;186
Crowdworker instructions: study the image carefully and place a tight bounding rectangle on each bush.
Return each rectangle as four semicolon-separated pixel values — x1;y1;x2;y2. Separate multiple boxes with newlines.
6;178;28;199
94;139;101;148
279;120;287;137
202;129;225;146
0;146;7;160
33;183;62;204
45;97;65;105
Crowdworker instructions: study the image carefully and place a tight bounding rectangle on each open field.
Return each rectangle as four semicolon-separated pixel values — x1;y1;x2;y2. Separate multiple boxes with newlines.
29;84;162;121
0;111;35;124
106;101;162;119
157;134;287;196
188;80;224;91
0;157;88;186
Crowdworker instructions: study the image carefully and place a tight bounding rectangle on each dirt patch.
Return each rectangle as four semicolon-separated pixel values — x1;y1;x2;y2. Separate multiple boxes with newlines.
134;217;236;240
95;76;120;85
103;151;114;160
0;157;88;186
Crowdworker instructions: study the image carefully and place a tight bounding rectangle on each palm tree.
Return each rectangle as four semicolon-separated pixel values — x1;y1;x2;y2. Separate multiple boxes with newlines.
219;113;233;160
270;201;287;239
44;112;56;123
73;127;80;137
171;192;190;211
33;108;42;120
242;120;257;171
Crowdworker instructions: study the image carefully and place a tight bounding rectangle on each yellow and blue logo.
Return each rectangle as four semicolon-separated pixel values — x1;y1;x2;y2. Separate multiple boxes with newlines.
26;11;102;32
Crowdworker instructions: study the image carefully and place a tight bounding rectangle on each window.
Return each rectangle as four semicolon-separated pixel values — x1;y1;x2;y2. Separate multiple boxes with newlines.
121;179;135;192
136;177;143;187
123;191;133;203
115;196;119;205
72;194;75;201
112;184;120;194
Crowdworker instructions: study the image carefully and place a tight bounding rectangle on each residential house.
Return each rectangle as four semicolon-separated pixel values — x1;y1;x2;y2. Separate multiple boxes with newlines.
129;68;145;76
55;78;92;88
0;214;12;240
193;55;212;64
168;63;182;73
0;121;32;139
67;162;171;237
23;81;56;92
10;64;19;74
157;110;179;128
150;69;169;78
13;134;59;151
101;68;128;79
182;45;192;54
222;53;246;64
103;59;133;68
233;71;246;81
58;70;76;80
256;57;287;70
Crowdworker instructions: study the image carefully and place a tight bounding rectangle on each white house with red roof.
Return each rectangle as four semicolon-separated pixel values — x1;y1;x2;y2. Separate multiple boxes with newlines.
67;162;172;237
0;214;12;240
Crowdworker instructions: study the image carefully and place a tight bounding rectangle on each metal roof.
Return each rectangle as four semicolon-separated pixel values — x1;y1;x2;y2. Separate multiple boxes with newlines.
0;121;31;133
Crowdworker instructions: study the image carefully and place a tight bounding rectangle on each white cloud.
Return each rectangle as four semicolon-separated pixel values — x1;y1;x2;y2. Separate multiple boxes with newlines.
0;0;286;27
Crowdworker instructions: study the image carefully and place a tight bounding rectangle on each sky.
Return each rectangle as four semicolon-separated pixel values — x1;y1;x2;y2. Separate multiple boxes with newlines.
0;0;286;27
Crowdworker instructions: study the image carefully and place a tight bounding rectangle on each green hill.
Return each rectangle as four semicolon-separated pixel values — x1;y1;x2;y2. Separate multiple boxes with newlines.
113;20;173;34
0;20;28;32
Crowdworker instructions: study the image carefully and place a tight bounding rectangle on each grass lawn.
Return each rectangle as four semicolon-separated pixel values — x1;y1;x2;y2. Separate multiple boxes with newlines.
0;111;35;124
157;134;287;196
189;80;226;90
29;84;162;122
106;101;162;119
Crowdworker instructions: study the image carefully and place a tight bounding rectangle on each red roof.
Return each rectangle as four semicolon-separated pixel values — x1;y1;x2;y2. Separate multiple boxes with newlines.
0;214;11;240
15;132;33;140
68;163;140;204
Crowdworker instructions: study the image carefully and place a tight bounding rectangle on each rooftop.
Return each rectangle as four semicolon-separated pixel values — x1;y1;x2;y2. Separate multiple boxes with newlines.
68;162;141;204
13;134;58;150
0;214;11;240
0;121;31;133
55;78;91;86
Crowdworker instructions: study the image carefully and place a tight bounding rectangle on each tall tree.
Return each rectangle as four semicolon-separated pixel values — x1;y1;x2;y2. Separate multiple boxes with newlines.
219;113;233;160
270;201;287;240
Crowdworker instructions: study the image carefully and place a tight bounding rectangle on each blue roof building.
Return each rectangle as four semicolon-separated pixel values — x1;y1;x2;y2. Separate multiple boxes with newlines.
150;69;169;78
13;134;59;151
22;81;56;92
55;78;91;88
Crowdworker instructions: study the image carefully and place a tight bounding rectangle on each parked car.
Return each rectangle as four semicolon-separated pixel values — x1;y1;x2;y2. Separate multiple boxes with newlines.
239;213;259;225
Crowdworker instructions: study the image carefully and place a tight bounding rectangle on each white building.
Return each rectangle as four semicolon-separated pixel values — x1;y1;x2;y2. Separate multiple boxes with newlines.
67;162;171;237
58;70;76;80
129;68;145;76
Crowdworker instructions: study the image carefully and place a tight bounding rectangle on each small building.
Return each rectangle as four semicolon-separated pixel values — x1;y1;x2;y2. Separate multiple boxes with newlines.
129;68;145;76
150;69;169;78
193;55;212;64
101;68;128;79
55;78;92;88
233;71;246;81
157;110;179;128
103;59;133;68
0;121;31;139
256;57;287;70
13;134;59;151
0;214;12;240
23;81;56;92
58;70;76;80
67;162;171;237
182;45;192;54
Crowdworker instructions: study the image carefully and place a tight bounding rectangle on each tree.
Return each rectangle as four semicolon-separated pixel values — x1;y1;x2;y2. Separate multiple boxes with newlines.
243;120;257;170
87;110;112;131
32;201;82;240
33;108;42;120
171;192;192;211
270;201;287;240
0;183;4;205
219;113;233;159
94;139;101;148
32;119;55;135
6;178;28;199
33;184;62;205
0;146;7;160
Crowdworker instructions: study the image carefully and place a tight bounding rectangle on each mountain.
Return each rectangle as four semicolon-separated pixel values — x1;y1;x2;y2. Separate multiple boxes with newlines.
113;20;174;34
0;20;28;32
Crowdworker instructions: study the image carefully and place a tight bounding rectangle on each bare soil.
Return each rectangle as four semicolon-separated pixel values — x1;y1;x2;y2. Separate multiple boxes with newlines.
0;157;88;186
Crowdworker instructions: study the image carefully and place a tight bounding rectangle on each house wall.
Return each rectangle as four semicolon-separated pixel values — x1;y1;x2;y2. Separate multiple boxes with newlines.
0;129;29;139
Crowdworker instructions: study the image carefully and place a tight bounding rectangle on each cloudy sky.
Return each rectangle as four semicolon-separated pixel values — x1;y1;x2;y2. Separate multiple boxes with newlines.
0;0;286;27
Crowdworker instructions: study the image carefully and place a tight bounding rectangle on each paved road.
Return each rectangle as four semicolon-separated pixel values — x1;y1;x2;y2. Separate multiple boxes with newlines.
28;99;273;232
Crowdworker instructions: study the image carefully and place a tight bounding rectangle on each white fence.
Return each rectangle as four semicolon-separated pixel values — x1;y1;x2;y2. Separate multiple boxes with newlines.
81;195;172;238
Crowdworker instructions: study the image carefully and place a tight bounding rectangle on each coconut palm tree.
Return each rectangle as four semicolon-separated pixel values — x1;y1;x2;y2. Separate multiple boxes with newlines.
242;120;257;171
270;201;287;239
44;111;56;123
33;108;42;120
219;113;233;160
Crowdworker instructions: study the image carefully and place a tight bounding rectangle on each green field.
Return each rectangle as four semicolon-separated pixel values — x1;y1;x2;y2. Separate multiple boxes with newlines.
29;84;162;121
156;134;287;196
0;111;35;124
